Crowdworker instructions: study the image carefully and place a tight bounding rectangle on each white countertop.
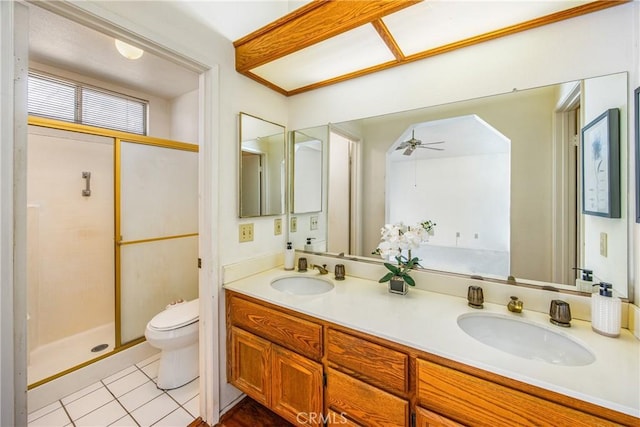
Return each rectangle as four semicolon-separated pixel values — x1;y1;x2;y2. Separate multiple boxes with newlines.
224;268;640;418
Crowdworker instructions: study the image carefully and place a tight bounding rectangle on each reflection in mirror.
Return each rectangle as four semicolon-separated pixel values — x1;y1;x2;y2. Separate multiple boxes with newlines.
239;112;285;218
291;128;323;214
311;73;628;298
387;115;511;278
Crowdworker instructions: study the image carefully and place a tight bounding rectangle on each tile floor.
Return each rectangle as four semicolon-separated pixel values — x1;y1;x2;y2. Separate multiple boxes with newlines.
27;353;199;427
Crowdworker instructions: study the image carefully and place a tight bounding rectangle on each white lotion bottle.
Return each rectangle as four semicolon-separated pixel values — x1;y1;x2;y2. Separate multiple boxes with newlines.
284;242;295;271
591;282;621;337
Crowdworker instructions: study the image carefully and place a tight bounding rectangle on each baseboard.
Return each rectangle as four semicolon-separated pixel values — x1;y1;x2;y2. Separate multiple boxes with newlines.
28;341;159;413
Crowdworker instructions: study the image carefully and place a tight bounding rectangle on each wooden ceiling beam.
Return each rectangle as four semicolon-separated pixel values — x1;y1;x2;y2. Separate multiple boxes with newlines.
372;19;405;61
234;0;421;72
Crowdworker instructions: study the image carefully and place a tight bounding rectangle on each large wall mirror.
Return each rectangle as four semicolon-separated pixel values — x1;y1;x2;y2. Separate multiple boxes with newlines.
299;72;630;299
239;112;286;217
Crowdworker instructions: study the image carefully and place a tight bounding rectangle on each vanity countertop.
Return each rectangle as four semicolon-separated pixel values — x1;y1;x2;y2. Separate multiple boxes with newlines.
224;268;640;418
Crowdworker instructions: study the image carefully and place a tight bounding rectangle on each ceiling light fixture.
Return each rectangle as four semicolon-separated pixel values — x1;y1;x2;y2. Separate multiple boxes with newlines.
114;39;144;60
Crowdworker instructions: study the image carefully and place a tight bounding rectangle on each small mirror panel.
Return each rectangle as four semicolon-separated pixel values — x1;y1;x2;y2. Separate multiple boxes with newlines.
291;128;324;214
239;113;285;218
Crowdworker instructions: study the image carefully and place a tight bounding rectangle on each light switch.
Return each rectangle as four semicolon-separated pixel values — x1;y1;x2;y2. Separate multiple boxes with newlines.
599;232;607;257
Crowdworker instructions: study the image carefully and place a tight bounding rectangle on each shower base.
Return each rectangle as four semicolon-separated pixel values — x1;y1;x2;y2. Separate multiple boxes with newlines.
28;322;115;385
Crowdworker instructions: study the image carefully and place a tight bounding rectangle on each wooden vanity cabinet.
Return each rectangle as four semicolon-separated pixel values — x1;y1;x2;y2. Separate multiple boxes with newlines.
227;293;323;426
227;290;637;427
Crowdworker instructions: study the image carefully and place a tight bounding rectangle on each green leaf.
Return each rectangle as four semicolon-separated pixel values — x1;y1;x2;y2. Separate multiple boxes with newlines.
378;272;394;283
404;275;416;286
383;263;400;274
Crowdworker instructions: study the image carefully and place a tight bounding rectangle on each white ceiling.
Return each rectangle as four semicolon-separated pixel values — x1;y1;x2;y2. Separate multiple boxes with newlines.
389;115;510;162
27;1;611;99
27;1;310;100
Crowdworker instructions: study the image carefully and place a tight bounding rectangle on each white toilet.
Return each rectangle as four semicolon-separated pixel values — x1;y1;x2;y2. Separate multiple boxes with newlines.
144;298;199;390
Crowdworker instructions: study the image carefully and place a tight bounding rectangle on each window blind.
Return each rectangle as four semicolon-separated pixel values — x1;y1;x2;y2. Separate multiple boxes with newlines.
28;72;148;135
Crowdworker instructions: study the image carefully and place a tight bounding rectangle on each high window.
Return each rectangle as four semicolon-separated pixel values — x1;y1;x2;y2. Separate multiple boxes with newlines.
28;72;148;135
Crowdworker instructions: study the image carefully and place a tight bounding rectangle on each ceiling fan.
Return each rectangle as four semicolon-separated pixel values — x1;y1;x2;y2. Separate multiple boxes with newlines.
395;129;445;156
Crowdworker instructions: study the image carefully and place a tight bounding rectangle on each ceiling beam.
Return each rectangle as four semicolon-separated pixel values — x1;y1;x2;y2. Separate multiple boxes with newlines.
234;0;421;72
371;19;405;61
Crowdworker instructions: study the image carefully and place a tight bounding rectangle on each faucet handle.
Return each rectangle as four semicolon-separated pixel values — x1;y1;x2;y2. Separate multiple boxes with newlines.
549;300;571;327
508;296;523;313
467;285;484;309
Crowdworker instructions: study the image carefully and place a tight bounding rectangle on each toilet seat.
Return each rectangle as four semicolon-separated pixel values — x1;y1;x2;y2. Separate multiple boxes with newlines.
148;299;199;331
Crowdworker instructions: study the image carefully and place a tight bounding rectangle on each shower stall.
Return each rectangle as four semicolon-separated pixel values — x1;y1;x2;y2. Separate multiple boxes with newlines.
27;121;198;386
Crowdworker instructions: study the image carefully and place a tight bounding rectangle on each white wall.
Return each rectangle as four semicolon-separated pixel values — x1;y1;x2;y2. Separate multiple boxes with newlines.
582;73;629;297
170;89;199;144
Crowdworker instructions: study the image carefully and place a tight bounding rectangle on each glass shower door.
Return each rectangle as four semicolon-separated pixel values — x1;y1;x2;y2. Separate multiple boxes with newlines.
117;140;199;345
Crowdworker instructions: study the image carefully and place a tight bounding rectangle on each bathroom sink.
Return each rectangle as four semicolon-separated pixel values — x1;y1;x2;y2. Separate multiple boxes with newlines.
271;276;334;295
457;313;595;366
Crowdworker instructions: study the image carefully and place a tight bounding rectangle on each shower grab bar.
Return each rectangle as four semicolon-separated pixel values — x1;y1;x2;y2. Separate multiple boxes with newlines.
82;171;91;197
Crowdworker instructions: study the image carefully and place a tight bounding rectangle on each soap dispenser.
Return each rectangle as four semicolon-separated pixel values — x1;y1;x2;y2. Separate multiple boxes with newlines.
284;242;295;271
591;282;621;337
574;268;593;293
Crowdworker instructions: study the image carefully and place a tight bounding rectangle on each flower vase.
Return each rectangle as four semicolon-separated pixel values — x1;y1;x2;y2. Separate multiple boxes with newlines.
388;276;408;295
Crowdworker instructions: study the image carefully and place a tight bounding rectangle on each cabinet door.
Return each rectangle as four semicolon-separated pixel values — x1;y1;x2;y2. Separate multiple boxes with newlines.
230;327;271;406
272;345;323;426
415;407;464;427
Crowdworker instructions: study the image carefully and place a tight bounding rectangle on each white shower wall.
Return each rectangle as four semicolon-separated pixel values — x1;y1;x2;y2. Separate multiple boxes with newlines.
27;126;115;349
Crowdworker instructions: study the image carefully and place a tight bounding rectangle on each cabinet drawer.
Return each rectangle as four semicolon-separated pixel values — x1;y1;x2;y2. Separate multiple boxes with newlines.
229;294;322;360
327;328;408;394
327;367;408;427
416;359;617;427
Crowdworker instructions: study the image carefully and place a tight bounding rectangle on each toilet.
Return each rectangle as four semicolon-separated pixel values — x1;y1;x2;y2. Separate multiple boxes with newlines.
144;298;199;390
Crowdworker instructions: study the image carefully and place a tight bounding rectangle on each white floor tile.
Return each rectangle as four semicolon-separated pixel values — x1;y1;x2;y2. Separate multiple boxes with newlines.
118;380;163;412
136;352;161;368
131;393;179;427
140;359;159;380
109;414;139;427
182;395;199;419
166;377;198;405
28;407;71;427
74;400;127;427
64;386;114;421
60;381;103;405
102;365;138;385
28;400;62;423
152;407;195;427
106;369;150;397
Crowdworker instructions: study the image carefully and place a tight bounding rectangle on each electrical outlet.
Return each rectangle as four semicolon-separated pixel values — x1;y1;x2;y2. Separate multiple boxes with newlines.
600;232;607;257
291;216;297;233
456;231;460;238
274;218;282;235
310;216;318;230
474;233;479;239
239;223;254;242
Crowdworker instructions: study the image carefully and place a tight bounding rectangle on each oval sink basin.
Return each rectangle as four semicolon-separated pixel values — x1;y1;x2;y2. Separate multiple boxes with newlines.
457;313;595;366
271;276;334;295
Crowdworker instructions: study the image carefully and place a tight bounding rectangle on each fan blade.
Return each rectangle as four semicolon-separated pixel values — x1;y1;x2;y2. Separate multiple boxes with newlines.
421;141;445;145
403;146;415;156
396;142;409;150
421;146;445;151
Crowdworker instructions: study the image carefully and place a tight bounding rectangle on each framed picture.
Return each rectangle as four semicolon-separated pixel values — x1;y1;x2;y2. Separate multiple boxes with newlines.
635;87;640;223
581;108;620;218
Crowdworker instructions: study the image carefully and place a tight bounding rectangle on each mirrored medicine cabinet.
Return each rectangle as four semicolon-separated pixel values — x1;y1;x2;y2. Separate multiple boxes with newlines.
238;112;286;218
290;72;631;300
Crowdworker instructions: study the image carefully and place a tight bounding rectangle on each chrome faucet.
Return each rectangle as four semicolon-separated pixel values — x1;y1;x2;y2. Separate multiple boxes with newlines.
311;264;329;275
507;296;523;313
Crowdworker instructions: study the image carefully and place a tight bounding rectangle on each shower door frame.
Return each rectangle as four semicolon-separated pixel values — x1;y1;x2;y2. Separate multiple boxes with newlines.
26;116;199;388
